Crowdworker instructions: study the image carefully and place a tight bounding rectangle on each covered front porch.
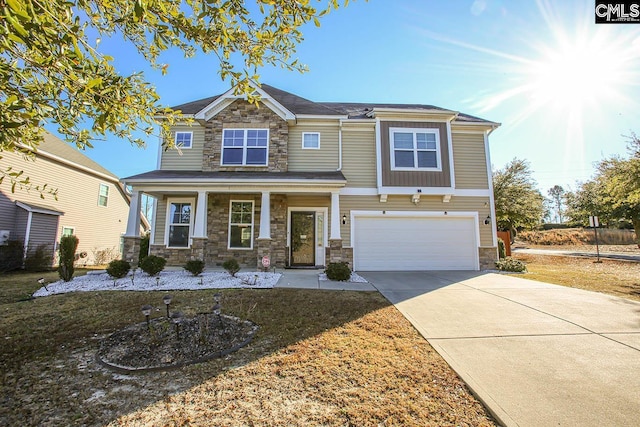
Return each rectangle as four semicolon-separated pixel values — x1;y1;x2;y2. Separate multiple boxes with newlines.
121;171;349;269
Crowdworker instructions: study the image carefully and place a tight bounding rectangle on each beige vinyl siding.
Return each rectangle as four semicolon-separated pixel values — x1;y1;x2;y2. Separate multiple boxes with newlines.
288;124;339;171
153;199;167;245
342;128;377;187
339;195;493;247
160;125;205;170
0;150;130;264
452;132;489;189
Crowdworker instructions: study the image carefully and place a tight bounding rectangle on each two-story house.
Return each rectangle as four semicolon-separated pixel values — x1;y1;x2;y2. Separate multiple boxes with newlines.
122;83;499;271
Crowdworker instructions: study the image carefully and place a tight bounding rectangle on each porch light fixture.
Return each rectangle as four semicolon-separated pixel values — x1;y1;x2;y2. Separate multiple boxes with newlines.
411;194;420;205
163;294;173;318
342;214;347;225
484;215;491;225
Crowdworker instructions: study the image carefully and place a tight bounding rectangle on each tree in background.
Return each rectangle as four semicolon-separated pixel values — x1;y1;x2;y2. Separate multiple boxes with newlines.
492;158;545;237
547;185;565;223
565;133;640;246
0;0;350;193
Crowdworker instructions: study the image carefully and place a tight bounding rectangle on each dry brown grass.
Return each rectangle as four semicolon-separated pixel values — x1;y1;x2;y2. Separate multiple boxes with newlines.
512;253;640;301
518;228;637;246
0;272;495;427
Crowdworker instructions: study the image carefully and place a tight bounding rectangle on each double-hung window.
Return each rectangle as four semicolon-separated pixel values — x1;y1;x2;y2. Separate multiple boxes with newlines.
222;129;268;166
98;184;109;207
167;200;192;248
390;127;441;171
228;201;254;249
174;131;192;149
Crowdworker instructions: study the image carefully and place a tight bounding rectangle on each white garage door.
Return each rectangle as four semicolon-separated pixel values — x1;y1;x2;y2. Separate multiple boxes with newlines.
353;215;478;271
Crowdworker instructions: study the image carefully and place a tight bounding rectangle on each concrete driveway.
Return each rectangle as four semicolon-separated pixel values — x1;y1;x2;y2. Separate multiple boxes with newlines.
360;271;640;427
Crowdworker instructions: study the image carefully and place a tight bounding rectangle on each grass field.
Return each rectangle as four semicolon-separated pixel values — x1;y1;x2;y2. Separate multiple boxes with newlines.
0;271;495;427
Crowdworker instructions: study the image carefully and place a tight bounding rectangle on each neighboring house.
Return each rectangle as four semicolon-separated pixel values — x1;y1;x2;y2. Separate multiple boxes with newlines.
0;132;142;265
122;83;500;271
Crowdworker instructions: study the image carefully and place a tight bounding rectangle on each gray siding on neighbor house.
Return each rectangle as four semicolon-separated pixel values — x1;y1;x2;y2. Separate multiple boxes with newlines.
28;213;60;249
380;121;452;188
13;208;28;242
0;192;16;233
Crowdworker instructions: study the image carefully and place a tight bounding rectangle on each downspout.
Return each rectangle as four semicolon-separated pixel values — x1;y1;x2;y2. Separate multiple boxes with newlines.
23;210;33;261
337;120;343;171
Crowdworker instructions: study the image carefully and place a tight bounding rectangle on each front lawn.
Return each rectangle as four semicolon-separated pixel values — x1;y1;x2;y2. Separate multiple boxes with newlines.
0;271;495;426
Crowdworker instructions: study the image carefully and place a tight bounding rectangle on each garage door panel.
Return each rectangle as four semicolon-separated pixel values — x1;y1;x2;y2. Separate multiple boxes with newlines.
353;216;478;271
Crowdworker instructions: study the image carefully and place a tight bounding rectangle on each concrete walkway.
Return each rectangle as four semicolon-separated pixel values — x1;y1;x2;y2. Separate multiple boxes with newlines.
361;271;640;427
274;269;377;291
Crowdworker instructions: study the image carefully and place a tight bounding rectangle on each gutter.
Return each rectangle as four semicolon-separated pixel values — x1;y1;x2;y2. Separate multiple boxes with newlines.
337;120;343;171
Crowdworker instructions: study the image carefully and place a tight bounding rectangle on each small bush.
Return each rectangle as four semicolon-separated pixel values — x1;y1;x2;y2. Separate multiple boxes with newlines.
58;235;79;282
139;255;167;276
24;244;53;272
495;257;527;273
184;259;205;276
222;259;240;277
107;259;131;279
139;233;150;263
325;262;351;281
497;238;506;260
92;247;118;266
0;240;25;273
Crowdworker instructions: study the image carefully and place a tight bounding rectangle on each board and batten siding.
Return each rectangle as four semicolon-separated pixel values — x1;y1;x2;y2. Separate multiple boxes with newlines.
287;124;339;172
452;132;489;189
160;125;206;170
342;128;377;188
0;150;131;264
380;121;452;188
339;195;493;247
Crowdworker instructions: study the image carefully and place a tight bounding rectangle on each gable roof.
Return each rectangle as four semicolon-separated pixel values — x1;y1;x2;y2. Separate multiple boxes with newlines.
36;132;119;181
169;84;497;125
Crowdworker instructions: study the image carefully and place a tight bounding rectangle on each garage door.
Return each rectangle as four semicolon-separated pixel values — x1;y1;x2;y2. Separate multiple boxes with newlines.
353;215;478;271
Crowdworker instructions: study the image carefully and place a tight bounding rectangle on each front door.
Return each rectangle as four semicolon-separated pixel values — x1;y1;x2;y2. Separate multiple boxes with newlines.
291;211;315;266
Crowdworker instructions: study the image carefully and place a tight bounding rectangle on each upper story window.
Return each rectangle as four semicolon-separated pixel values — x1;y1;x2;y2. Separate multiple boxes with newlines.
222;129;268;166
98;184;109;207
389;127;441;171
302;132;320;149
174;131;193;149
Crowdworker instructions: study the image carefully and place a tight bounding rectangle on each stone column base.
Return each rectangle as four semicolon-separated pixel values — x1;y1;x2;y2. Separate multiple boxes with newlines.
191;237;208;261
479;247;498;270
122;236;141;265
328;239;353;267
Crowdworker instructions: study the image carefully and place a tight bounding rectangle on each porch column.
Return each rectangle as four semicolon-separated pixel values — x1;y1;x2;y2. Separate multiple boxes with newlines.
125;190;142;237
330;191;341;240
258;191;271;239
193;191;207;238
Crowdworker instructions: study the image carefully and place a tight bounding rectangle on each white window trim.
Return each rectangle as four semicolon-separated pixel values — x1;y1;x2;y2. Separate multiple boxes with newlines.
221;128;269;167
164;197;195;249
174;131;193;149
389;127;442;172
302;132;321;149
61;226;75;237
98;183;109;207
228;200;255;250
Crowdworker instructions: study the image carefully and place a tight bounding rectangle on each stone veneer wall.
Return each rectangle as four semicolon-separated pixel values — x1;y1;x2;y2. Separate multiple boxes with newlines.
202;99;289;172
479;246;498;270
327;239;353;268
122;236;141;265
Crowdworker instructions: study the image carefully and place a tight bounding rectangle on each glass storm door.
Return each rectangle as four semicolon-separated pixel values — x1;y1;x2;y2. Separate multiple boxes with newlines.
291;211;315;266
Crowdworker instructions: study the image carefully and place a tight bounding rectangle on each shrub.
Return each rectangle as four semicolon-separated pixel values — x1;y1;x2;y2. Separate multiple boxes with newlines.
24;244;53;272
92;247;118;266
58;235;79;282
497;238;506;260
495;257;527;273
139;255;167;276
107;259;131;279
325;262;351;281
184;259;205;276
222;259;240;277
139;233;150;263
0;240;25;273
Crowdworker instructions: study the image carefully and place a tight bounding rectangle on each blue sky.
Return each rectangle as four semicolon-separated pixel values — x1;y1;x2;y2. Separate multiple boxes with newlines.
54;0;640;195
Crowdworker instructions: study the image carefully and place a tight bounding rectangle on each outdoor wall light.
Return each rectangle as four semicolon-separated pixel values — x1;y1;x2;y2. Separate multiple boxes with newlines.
342;214;347;225
411;194;420;205
163;294;173;318
484;215;491;225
